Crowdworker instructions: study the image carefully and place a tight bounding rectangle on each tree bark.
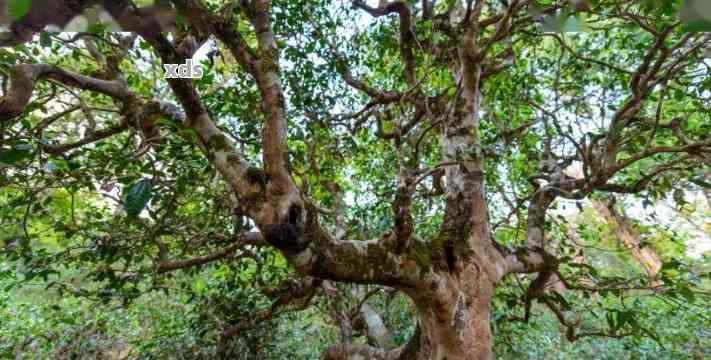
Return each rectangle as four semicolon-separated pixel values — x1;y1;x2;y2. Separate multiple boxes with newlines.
592;200;662;277
324;273;497;360
360;303;396;349
402;274;495;360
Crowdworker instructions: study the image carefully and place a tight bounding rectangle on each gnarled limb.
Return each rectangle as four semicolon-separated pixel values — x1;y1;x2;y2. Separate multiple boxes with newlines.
0;0;97;47
0;64;130;122
136;2;420;288
506;30;711;275
358;303;396;349
168;0;299;226
244;0;294;196
139;31;265;220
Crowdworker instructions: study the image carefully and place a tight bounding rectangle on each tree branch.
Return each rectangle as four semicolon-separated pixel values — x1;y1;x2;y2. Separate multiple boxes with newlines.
0;64;130;122
156;231;266;273
353;0;417;87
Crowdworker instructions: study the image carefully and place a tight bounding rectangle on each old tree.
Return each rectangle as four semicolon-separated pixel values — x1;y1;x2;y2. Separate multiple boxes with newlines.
1;0;710;358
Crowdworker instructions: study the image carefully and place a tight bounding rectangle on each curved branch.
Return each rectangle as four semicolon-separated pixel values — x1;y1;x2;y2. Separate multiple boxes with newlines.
171;0;297;219
139;31;265;217
41;99;186;156
358;303;396;349
238;0;294;190
311;22;402;104
273;207;415;286
0;0;97;47
156;231;266;273
505;189;556;274
43;121;129;156
0;64;130;122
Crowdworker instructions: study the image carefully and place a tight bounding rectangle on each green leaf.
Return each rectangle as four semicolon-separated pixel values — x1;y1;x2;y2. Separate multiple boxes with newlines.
9;0;32;20
606;311;616;330
0;142;33;165
39;32;52;48
677;285;696;303
61;316;76;325
123;178;153;218
617;310;633;327
88;22;107;34
683;19;711;33
381;120;395;134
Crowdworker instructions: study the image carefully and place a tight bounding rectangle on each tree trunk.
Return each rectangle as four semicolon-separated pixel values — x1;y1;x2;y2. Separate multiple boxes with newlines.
360;303;396;349
322;272;497;360
398;273;494;360
592;200;662;277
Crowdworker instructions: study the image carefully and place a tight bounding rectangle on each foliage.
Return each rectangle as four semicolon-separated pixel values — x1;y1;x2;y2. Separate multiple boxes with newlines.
0;0;710;358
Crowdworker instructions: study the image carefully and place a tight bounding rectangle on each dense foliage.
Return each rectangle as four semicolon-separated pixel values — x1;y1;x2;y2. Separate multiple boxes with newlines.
0;0;710;359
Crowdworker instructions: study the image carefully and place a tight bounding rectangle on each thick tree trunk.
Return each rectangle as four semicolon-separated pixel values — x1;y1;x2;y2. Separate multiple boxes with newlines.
399;273;495;360
322;272;497;360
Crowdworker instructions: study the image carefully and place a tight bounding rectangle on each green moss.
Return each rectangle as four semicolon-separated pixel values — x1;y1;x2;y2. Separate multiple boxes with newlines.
226;153;243;166
246;166;268;186
408;239;435;271
207;134;232;153
258;47;281;74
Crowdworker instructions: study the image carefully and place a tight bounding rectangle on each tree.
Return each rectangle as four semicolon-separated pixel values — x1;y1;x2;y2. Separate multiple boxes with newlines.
1;0;709;359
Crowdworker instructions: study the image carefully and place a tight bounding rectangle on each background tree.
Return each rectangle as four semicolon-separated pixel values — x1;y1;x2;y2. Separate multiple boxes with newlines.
1;0;709;359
